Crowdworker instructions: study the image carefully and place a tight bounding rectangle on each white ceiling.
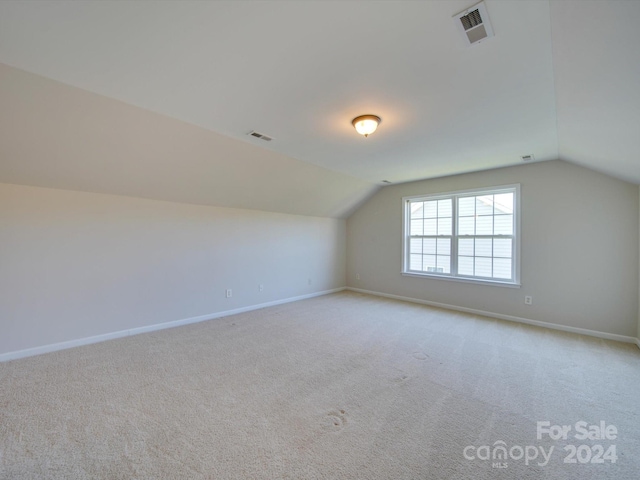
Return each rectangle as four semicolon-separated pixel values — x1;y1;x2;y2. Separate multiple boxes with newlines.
0;0;638;189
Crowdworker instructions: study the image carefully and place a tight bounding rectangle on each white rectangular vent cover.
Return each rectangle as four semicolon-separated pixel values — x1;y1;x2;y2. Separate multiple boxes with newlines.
454;2;494;45
248;131;273;141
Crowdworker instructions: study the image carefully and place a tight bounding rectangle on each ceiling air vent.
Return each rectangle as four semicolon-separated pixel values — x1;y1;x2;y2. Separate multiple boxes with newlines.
454;2;494;46
248;131;273;142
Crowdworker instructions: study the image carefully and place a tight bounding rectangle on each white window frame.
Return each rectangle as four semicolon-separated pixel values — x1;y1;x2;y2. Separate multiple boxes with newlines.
402;184;521;287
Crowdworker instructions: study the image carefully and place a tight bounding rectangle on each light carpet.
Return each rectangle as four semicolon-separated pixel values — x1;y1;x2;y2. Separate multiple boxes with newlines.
1;291;639;479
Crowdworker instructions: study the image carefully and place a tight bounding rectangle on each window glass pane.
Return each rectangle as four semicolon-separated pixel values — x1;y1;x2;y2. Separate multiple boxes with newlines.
494;193;513;214
410;202;424;218
458;256;474;276
410;254;422;270
493;258;512;279
409;238;423;254
423;238;436;254
476;215;493;235
437;238;451;255
458;216;475;235
493;239;512;258
437;199;452;217
475;257;492;277
423;255;437;271
476;195;494;215
458;197;475;217
410;219;423;235
405;186;517;283
475;238;492;257
437;255;451;273
494;215;513;235
424;201;438;218
437;217;452;236
458;238;474;256
424;218;437;236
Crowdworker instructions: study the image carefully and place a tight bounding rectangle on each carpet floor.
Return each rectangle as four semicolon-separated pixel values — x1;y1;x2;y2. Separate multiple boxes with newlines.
1;291;639;479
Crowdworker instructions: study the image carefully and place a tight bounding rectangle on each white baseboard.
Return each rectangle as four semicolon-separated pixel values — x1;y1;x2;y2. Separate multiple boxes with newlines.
347;287;637;344
0;287;346;363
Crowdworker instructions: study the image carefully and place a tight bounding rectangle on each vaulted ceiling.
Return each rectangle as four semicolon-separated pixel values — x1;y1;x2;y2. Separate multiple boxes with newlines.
0;1;638;217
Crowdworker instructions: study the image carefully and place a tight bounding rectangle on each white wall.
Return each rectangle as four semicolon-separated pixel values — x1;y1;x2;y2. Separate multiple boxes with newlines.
347;160;639;338
0;183;346;356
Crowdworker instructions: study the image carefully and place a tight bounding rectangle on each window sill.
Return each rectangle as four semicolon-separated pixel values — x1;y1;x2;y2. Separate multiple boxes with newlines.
402;271;521;288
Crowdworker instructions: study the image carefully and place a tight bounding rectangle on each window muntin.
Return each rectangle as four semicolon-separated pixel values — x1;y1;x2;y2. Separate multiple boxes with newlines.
403;185;519;284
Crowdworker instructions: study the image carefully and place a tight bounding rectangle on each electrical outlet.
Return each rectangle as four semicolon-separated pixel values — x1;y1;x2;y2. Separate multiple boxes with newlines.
356;273;360;280
226;289;232;298
524;295;533;305
259;284;264;292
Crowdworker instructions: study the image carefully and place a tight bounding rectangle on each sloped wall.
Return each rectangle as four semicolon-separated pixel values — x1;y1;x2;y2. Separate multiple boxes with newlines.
0;62;377;219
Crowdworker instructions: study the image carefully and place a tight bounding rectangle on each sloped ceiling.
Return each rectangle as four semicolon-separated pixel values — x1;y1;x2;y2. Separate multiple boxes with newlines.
551;1;640;183
0;64;374;218
0;1;638;218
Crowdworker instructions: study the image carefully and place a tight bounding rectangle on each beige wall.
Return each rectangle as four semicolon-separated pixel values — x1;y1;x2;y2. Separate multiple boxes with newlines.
0;183;346;356
347;160;638;338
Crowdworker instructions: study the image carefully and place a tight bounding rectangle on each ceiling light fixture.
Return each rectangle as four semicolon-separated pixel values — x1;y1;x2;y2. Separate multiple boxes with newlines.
352;115;381;137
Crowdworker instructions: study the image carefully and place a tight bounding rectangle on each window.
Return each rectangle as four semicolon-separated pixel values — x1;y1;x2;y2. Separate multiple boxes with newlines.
403;185;520;285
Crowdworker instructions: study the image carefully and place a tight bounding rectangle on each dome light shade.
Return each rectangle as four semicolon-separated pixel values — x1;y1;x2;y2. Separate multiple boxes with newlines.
352;115;381;137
